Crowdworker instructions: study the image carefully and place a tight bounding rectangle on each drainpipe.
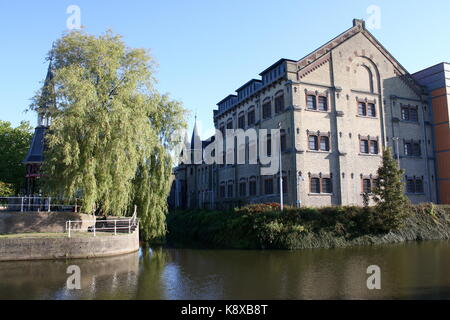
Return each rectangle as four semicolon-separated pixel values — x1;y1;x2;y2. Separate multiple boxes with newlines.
421;104;433;200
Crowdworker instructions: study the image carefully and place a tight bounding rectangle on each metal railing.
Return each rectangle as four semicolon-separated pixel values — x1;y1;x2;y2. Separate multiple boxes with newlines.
0;197;81;213
65;207;138;238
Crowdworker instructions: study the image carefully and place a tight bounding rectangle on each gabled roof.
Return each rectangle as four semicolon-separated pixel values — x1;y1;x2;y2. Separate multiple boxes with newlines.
293;19;422;94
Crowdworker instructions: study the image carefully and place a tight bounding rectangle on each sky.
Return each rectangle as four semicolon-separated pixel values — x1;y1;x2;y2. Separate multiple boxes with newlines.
0;0;449;140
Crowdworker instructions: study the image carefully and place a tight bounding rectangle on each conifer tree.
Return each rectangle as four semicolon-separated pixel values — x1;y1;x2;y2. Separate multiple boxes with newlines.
371;147;409;232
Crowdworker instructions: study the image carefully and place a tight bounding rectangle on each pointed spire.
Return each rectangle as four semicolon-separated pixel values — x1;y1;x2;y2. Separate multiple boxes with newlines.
40;46;55;110
191;114;201;150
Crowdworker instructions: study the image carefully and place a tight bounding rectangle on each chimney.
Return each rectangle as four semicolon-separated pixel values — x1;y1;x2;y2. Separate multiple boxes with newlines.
353;19;366;29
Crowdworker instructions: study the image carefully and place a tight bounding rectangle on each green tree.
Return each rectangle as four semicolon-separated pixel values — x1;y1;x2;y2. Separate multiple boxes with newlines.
0;181;15;196
31;30;187;241
0;121;33;194
371;147;409;232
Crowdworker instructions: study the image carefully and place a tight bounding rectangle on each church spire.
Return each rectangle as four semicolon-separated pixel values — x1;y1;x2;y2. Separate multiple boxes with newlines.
40;51;55;110
190;115;202;164
191;114;201;150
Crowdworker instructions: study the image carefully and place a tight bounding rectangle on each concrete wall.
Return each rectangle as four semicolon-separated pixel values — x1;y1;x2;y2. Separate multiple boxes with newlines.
0;229;139;261
0;212;94;234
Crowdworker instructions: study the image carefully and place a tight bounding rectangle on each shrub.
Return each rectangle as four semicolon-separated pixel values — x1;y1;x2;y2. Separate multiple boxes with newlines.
235;203;281;215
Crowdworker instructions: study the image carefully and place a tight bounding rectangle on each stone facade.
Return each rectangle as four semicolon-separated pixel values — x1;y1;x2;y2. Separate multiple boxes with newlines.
172;19;438;210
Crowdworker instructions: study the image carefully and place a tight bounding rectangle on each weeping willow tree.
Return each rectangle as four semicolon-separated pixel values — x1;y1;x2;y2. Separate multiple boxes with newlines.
30;30;186;241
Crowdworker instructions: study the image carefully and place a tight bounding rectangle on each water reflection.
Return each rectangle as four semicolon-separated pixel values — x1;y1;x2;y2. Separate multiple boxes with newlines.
0;241;449;299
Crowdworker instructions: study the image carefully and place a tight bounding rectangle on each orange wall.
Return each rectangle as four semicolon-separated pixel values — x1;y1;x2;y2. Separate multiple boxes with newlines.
432;87;450;204
439;180;450;205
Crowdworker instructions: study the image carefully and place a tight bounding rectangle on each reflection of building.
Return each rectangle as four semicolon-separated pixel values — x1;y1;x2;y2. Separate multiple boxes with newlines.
23;60;53;195
413;63;450;204
173;19;441;210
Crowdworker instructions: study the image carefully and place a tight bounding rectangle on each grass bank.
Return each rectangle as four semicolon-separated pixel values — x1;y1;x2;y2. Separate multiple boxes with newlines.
166;203;450;249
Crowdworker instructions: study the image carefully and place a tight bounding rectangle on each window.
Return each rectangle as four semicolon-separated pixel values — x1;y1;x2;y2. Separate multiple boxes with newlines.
310;178;321;194
309;135;318;150
370;140;378;154
401;106;419;122
413;142;421;156
238;114;245;129
410;109;418;122
280;130;287;152
358;102;367;116
322;178;332;193
406;177;424;194
406;179;415;193
264;179;274;195
401;107;409;121
247;109;255;126
249;180;257;196
239;182;246;197
266;134;272;156
275;94;285;113
404;142;421;156
227;184;233;198
415;179;424;193
360;139;369;153
358;101;376;117
309;176;333;194
320;136;330;151
262;101;272;119
219;185;226;198
362;179;372;193
367;103;376;117
307;95;317;110
360;139;378;154
404;142;412;156
318;96;328;111
227;120;233;129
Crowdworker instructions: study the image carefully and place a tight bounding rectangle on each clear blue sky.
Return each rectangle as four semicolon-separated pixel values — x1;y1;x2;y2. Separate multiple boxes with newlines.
0;0;449;139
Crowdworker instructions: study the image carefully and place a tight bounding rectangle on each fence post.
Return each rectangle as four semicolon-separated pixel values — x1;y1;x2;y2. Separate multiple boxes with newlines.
68;221;71;238
128;219;131;234
21;197;24;212
48;197;51;212
94;223;96;237
114;220;117;236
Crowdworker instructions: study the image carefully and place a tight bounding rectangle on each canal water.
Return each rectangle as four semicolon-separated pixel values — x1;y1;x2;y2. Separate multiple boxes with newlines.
0;241;449;299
